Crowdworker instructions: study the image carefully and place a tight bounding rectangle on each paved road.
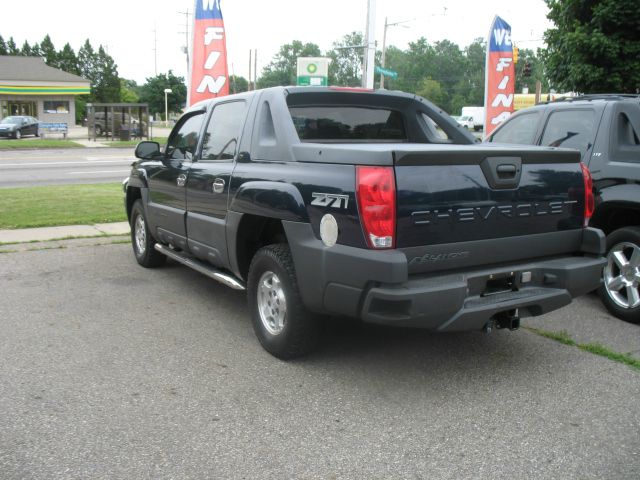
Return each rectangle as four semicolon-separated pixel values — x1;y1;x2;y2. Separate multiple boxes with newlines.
0;148;134;187
1;241;639;479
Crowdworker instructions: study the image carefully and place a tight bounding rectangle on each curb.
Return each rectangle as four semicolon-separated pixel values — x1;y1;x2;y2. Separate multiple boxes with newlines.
0;222;130;245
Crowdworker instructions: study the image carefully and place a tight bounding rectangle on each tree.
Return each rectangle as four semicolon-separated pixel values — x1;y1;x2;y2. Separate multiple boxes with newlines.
57;43;79;75
139;71;187;119
0;35;7;55
327;32;364;87
416;77;446;106
93;46;120;102
229;75;249;93
21;40;32;56
39;34;58;66
120;79;140;103
77;40;97;82
258;41;321;88
6;37;19;55
543;0;640;93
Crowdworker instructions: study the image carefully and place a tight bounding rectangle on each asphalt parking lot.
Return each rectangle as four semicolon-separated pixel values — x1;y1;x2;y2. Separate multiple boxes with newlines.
1;240;639;479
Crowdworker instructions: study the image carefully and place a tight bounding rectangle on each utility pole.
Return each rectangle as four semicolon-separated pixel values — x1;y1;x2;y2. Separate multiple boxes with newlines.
153;25;158;76
379;17;412;89
253;49;257;90
362;0;377;89
178;9;191;80
248;50;252;90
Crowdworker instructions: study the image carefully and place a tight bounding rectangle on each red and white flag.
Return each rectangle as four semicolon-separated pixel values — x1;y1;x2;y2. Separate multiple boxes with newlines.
189;0;229;106
484;15;515;138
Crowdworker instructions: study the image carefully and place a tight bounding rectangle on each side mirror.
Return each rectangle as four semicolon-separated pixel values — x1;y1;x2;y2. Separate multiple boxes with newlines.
135;141;161;159
237;151;251;163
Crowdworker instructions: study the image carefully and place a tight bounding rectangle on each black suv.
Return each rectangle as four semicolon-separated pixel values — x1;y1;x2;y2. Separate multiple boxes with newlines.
487;94;640;323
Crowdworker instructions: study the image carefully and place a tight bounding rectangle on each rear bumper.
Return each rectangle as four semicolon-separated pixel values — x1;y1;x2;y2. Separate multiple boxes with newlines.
357;255;603;330
284;222;606;331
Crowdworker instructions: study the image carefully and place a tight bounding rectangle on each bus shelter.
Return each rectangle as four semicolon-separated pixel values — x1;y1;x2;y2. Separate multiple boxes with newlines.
86;103;150;141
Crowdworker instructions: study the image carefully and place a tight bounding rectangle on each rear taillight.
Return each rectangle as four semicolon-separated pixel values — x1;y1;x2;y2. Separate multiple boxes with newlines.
581;162;594;227
356;166;396;249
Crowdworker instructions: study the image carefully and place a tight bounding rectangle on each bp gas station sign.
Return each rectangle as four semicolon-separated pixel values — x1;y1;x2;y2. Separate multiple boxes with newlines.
297;57;330;86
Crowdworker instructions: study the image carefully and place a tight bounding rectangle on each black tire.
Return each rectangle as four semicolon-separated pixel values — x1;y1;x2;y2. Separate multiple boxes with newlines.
598;226;640;324
130;200;166;268
247;244;321;359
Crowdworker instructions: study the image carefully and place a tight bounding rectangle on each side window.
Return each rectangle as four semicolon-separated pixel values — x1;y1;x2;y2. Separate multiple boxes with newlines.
165;112;205;161
618;112;640;146
540;109;595;158
420;113;451;141
490;112;540;145
201;101;247;161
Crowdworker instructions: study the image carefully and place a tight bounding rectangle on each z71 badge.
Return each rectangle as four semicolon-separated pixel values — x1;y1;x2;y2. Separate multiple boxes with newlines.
311;193;349;209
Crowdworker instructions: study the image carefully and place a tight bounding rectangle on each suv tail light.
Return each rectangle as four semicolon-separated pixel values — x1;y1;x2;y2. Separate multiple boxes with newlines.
581;162;594;227
356;166;396;249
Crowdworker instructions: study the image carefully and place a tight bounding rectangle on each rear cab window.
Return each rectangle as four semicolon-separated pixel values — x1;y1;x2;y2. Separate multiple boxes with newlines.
285;90;467;144
289;106;406;142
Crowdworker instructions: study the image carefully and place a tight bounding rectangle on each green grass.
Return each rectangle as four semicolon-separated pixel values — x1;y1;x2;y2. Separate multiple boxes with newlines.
0;183;126;229
526;327;640;371
0;139;85;149
578;343;640;371
105;137;168;148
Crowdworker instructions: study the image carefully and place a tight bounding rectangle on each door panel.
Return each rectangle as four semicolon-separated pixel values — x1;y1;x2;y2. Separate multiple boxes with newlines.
186;100;248;268
147;111;206;249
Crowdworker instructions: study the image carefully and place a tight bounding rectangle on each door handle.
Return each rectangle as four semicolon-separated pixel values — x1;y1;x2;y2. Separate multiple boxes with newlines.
496;164;517;178
177;174;187;187
212;178;225;193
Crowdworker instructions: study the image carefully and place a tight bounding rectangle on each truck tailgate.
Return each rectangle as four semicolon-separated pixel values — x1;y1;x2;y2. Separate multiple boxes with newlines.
393;145;586;270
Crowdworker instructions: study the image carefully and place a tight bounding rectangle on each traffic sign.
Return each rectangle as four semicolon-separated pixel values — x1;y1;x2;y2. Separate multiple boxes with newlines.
375;66;398;79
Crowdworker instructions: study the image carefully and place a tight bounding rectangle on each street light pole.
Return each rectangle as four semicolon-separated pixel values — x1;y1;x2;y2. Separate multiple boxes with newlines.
164;88;172;127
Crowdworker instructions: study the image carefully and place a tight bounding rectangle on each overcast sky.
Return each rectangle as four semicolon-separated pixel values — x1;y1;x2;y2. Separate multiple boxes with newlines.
0;0;552;84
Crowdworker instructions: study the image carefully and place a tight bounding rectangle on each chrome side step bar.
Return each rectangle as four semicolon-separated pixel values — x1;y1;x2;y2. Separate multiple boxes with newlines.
154;243;246;291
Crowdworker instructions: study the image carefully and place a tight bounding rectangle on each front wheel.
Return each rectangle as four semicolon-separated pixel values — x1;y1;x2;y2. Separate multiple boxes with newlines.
130;200;166;268
247;244;321;359
598;226;640;324
14;130;21;139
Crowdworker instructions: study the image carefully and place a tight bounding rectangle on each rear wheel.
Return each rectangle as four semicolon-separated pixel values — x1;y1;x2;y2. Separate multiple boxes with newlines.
247;244;321;359
130;200;166;268
599;226;640;324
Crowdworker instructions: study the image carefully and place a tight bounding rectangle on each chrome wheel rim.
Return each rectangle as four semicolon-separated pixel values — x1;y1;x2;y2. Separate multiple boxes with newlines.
15;130;20;139
134;215;147;255
604;241;640;309
257;271;287;335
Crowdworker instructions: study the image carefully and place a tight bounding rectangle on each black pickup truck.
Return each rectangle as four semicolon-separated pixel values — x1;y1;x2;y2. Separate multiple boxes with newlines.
124;86;605;358
487;94;640;323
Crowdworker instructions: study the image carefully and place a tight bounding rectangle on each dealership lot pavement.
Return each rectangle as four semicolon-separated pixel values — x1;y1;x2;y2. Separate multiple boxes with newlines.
1;241;639;479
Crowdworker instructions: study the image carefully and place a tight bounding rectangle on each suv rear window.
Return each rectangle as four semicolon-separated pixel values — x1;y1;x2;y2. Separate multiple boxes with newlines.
540;109;595;158
289;106;406;142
